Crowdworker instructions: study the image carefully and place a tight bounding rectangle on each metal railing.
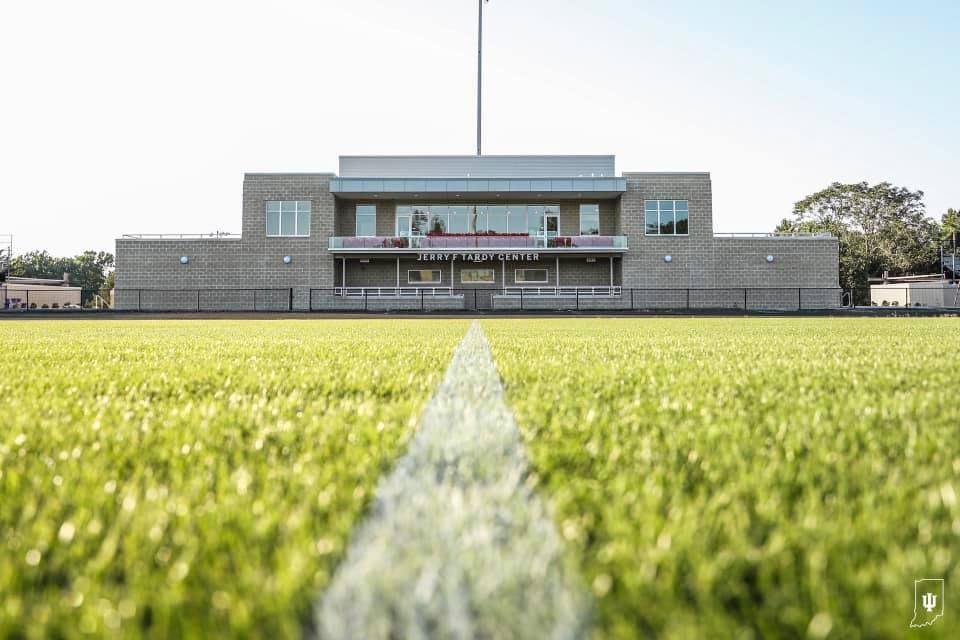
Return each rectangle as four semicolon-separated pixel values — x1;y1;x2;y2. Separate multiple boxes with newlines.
328;235;628;250
121;232;239;240
500;286;621;298
6;286;958;313
713;232;835;239
308;287;855;313
334;287;459;298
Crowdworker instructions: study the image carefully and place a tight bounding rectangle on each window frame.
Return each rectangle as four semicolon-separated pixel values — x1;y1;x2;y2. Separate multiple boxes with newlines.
355;204;377;237
644;200;689;237
579;203;600;236
265;200;311;238
460;268;495;284
515;268;549;284
407;269;442;284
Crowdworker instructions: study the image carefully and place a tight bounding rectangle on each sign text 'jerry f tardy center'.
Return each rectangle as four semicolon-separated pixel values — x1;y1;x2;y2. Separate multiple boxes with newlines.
114;155;840;311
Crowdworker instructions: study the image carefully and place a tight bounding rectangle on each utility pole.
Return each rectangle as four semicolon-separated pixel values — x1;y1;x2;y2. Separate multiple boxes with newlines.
477;0;487;156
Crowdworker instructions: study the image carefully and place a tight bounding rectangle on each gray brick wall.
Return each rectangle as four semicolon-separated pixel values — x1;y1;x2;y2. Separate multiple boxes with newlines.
117;173;335;310
116;169;839;312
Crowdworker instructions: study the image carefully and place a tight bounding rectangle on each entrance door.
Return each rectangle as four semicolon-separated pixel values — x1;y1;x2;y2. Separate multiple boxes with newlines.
545;214;559;239
396;215;411;237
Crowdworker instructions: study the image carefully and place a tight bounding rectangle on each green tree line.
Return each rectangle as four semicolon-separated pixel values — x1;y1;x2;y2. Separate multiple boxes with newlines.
8;250;114;304
777;182;958;292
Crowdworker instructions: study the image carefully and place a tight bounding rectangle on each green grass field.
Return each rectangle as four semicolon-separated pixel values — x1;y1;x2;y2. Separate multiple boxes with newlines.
484;318;959;639
0;320;466;638
2;317;957;639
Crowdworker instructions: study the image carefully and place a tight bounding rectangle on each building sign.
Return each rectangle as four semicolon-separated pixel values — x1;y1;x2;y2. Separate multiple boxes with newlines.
417;252;541;262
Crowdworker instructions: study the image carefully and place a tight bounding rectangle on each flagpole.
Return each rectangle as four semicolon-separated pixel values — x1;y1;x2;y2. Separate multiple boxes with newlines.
477;0;484;156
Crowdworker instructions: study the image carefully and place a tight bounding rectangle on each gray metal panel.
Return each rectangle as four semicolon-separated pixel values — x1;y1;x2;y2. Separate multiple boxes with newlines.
338;155;616;178
328;177;627;196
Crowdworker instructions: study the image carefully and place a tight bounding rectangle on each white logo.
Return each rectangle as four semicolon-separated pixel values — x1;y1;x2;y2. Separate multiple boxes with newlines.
910;578;945;628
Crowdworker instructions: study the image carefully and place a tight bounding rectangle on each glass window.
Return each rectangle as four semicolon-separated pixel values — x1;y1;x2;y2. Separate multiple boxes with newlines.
408;270;442;284
411;207;429;235
461;268;495;284
280;209;296;236
486;206;508;233
507;205;527;233
645;200;689;236
579;204;600;235
675;206;689;235
472;206;487;233
266;200;310;237
397;215;411;237
449;206;470;233
645;208;659;235
515;268;548;283
527;205;544;236
266;203;281;236
428;205;449;234
356;204;377;236
296;202;311;236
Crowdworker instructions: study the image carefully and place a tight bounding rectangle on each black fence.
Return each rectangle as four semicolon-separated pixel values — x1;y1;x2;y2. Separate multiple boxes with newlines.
308;287;851;313
2;287;112;310
2;288;293;312
4;286;959;313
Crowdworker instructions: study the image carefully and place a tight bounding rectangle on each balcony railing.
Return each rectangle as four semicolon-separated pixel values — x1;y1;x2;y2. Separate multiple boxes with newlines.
329;235;628;251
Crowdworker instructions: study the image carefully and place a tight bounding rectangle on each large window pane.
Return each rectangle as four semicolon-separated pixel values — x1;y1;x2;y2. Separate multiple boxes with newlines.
675;208;689;234
580;203;600;235
461;269;495;283
429;205;448;234
515;268;548;283
473;206;487;233
659;209;675;235
527;206;544;235
408;270;442;284
296;208;311;236
281;210;296;235
266;211;281;236
507;205;527;233
449;206;470;233
266;201;281;214
645;209;659;235
412;207;428;235
487;205;508;233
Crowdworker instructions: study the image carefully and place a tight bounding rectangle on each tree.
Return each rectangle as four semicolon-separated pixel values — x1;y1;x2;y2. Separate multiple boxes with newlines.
777;182;941;294
942;208;960;250
10;250;114;304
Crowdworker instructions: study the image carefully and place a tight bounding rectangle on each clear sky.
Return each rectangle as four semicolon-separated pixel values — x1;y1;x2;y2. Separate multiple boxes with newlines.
1;0;957;256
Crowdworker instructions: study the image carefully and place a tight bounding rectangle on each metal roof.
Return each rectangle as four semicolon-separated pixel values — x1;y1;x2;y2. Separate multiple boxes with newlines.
338;155;616;178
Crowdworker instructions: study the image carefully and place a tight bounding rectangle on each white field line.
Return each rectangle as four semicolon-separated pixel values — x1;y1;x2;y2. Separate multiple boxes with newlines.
315;321;591;639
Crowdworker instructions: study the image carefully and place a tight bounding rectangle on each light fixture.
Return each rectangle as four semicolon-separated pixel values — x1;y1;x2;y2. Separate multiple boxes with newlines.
282;255;292;264
766;255;775;263
179;256;189;265
664;255;673;263
359;259;370;264
586;258;596;263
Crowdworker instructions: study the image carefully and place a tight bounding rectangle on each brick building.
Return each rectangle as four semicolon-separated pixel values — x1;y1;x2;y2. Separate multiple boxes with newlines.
115;155;839;311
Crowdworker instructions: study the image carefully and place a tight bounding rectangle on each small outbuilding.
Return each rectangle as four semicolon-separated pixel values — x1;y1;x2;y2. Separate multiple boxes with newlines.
869;275;960;308
2;276;82;309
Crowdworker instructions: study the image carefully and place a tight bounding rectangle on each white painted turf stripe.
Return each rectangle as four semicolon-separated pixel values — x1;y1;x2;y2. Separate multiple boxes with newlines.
315;321;591;639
